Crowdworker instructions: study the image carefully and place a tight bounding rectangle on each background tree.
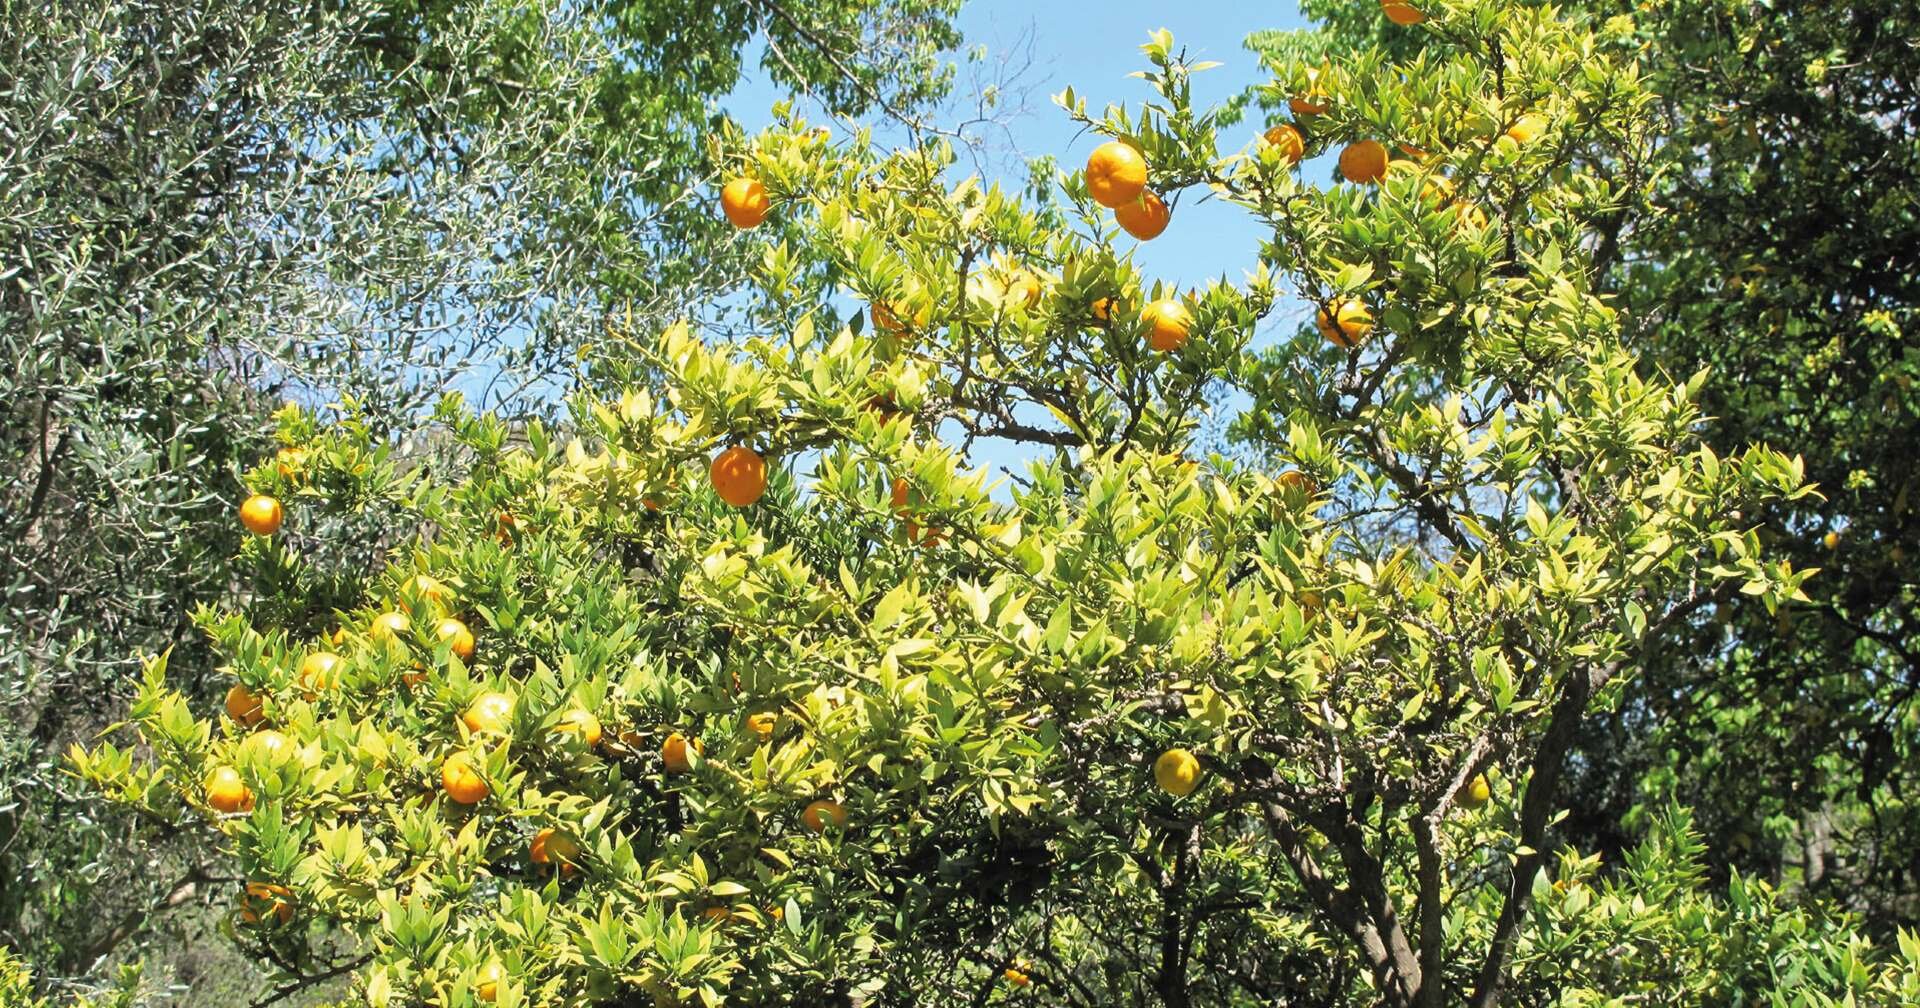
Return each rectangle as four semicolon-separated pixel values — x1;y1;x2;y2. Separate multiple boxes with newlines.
1271;0;1920;933
0;0;959;996
80;3;1920;1005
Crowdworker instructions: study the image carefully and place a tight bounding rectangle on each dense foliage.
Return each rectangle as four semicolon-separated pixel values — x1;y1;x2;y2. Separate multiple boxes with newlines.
0;0;957;994
75;1;1920;1004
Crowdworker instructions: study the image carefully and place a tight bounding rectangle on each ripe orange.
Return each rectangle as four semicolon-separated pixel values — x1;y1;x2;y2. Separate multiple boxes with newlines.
409;574;453;607
243;729;292;763
435;617;475;661
370;611;411;642
1154;748;1201;796
224;683;264;726
1459;774;1492;809
1114;190;1170;240
240;882;293;925
1823;530;1840;550
556;708;603;747
701;906;732;924
1085;140;1148;209
1090;297;1113;322
474;961;505;1003
530;827;580;871
661;732;702;773
273;447;307;479
299;652;343;697
1316;300;1373;348
1005;271;1043;309
204;766;254;813
1504;113;1547;145
1338;140;1389;184
1141;299;1193;353
1263;124;1306;165
802;799;848;833
1290;94;1331;118
720;178;770;229
871;302;908;335
462;691;514;735
890;476;911;516
494;511;521;544
710;445;768;507
238;494;282;536
1004;967;1032;986
1277;470;1318;496
745;712;777;741
1381;0;1426;25
441;754;489;804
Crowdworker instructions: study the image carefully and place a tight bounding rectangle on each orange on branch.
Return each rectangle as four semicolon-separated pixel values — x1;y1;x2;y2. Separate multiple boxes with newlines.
1338;140;1389;184
370;611;411;642
474;961;506;1003
662;732;702;773
720;177;770;228
530;827;580;871
745;711;777;741
556;708;603;747
1263;124;1306;165
1141;299;1193;353
710;445;768;507
204;766;253;813
239;882;293;926
238;494;282;536
802;799;848;833
462;691;514;735
1085;140;1148;209
1154;748;1202;797
224;683;264;726
1114;190;1170;240
299;651;342;698
434;617;475;661
441;754;489;804
1316;299;1373;348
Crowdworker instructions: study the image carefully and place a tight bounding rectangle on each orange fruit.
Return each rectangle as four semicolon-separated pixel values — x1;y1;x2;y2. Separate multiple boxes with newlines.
1154;748;1201;796
434;617;475;661
408;574;452;607
1085;140;1148;209
801;799;848;833
1263;124;1306;165
745;712;777;741
1114;190;1170;240
243;729;292;763
1504;113;1547;144
1459;774;1492;809
1316;300;1373;348
530;827;580;871
299;652;343;697
240;882;293;925
701;906;732;923
224;683;264;726
494;511;520;544
871;302;908;335
1141;299;1193;353
720;178;770;229
890;476;911;516
1004;271;1043;309
661;732;702;773
474;961;505;1003
238;494;282;536
204;766;254;813
1090;297;1113;322
462;691;514;735
556;708;603;747
1338;140;1389;184
1381;0;1426;25
1004;968;1032;986
273;447;307;479
370;611;411;642
710;445;768;507
1290;94;1331;117
441;754;489;804
1277;470;1318;496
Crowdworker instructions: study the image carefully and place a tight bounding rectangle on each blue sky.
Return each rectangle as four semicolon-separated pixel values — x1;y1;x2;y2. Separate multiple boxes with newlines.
731;0;1310;297
721;1;1315;486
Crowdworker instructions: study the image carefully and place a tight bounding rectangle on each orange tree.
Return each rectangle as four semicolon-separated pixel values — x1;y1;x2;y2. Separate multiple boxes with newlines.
78;3;1920;1006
